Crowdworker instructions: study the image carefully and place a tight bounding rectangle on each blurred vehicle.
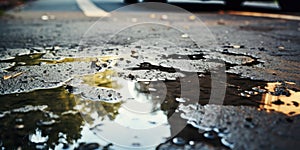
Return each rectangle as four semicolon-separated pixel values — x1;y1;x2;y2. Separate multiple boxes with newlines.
124;0;300;11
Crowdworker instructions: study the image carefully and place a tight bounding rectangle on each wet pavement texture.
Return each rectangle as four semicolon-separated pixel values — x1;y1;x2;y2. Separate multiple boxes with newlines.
0;1;300;150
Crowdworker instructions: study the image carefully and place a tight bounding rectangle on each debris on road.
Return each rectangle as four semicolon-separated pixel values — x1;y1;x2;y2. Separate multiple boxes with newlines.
3;71;23;80
188;15;196;21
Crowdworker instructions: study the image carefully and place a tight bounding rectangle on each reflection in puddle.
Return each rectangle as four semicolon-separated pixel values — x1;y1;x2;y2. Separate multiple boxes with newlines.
0;86;121;149
76;73;171;149
0;87;85;149
1;67;299;149
260;82;300;116
75;99;122;124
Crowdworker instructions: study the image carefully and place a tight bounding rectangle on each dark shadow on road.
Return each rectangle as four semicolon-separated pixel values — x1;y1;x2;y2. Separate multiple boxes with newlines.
93;1;300;15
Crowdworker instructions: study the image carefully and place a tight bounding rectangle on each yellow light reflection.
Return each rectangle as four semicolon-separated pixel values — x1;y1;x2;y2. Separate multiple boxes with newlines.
260;82;300;116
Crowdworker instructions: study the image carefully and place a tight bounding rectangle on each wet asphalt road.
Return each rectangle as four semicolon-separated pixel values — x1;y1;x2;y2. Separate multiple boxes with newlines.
2;0;299;83
0;0;300;150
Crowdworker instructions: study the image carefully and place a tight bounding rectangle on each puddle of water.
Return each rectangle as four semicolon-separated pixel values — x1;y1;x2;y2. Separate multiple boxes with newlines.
0;86;124;149
74;97;122;124
0;87;84;149
75;72;171;148
3;66;173;149
259;82;300;116
225;77;300;116
1;49;299;149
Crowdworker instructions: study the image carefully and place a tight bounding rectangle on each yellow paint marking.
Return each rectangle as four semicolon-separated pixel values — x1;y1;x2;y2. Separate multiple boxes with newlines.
228;11;300;21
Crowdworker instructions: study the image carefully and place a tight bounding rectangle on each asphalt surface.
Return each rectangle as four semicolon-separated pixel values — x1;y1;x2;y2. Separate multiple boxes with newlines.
0;0;300;150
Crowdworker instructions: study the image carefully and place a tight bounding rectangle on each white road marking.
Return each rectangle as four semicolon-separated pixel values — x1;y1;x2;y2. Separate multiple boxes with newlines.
76;0;110;17
228;11;300;21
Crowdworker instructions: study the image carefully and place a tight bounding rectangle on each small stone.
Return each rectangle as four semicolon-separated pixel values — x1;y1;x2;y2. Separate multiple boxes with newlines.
217;19;225;25
245;117;253;122
149;14;156;19
148;121;156;124
128;74;135;80
38;119;56;126
161;15;168;20
292;101;299;107
272;84;291;96
221;138;234;149
15;124;24;129
181;34;189;38
172;137;186;146
41;15;49;21
189;141;195;146
258;47;265;51
278;46;285;50
233;45;244;49
272;99;285;105
289;111;296;115
189;15;196;21
175;97;187;103
65;85;73;93
203;131;217;140
132;142;141;147
223;49;229;53
131;18;138;22
240;93;250;98
77;143;100;150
